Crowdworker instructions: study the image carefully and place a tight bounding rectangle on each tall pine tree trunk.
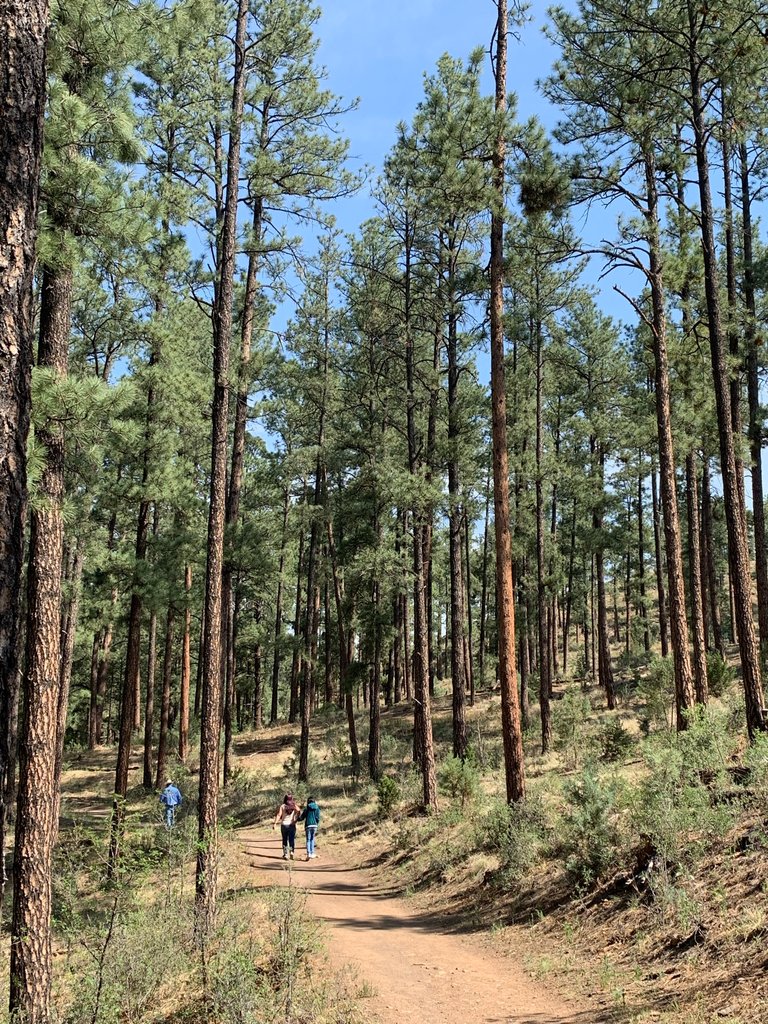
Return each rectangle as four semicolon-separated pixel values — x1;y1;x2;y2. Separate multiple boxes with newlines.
447;289;467;759
644;149;695;726
739;142;768;659
11;257;69;1022
650;457;669;658
0;0;48;927
270;490;289;724
686;11;765;736
490;0;525;802
178;563;192;761
701;459;724;657
196;0;248;927
535;317;551;751
155;606;175;790
142;607;158;788
403;212;437;810
686;453;708;703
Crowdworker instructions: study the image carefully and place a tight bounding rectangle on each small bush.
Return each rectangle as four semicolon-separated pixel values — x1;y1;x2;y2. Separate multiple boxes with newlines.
554;690;591;767
706;651;735;698
597;720;635;763
743;732;768;812
376;776;401;818
561;768;620;886
486;797;552;882
638;656;675;731
438;757;480;808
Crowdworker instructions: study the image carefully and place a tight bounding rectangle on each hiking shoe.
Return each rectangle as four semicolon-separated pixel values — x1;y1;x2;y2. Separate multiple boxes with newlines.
282;852;289;860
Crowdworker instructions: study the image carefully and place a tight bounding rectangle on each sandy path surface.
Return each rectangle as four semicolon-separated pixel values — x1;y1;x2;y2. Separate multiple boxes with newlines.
241;826;595;1024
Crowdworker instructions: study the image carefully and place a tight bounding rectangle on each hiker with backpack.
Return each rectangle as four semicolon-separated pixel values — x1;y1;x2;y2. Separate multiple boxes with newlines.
297;796;321;860
272;793;301;860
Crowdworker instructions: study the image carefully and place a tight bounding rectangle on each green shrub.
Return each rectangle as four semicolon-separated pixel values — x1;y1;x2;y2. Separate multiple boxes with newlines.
554;690;591;767
638;656;675;731
561;768;621;886
743;732;768;812
490;797;552;882
628;712;738;869
438;756;480;808
376;776;401;818
596;720;635;763
706;651;735;698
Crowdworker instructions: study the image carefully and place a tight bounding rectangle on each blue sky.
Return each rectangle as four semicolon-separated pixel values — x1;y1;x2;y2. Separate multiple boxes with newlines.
315;0;564;233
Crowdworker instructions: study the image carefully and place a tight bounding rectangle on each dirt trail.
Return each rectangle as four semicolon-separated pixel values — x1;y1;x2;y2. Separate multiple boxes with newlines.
241;826;594;1024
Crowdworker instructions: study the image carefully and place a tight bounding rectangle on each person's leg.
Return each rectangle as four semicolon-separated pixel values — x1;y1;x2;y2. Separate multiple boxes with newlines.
288;823;296;856
307;826;316;857
281;824;290;858
165;806;173;829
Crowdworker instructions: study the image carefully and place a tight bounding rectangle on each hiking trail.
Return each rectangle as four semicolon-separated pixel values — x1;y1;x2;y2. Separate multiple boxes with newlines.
241;823;596;1024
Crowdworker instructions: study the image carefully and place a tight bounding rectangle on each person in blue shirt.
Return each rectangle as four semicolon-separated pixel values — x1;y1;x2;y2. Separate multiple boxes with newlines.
298;796;321;860
159;779;182;828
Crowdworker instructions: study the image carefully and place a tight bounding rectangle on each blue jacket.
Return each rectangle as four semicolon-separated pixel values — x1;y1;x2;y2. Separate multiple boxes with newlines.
160;784;182;807
299;801;320;827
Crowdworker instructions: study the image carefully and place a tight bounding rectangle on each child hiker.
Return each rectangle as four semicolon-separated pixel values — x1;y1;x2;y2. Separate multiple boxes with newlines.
298;795;321;860
159;779;182;829
273;793;300;860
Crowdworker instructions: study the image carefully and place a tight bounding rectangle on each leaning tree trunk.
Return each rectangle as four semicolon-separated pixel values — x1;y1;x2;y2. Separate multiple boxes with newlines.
0;0;49;928
10;257;69;1023
490;0;525;803
196;0;249;928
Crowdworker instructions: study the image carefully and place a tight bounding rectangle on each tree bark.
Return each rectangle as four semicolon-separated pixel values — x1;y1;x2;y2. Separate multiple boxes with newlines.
10;257;68;1022
0;0;48;932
